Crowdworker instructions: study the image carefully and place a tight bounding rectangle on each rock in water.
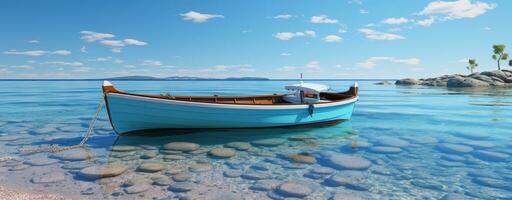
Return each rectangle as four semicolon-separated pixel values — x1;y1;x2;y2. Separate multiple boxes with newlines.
276;182;312;198
252;138;286;147
163;155;186;161
79;164;128;179
250;180;280;191
137;162;165;172
369;146;403;154
376;136;410;147
472;150;509;162
437;143;473;154
241;172;270;180
111;145;138;152
31;172;66;184
209;148;236;158
395;78;421;85
125;183;151;194
447;77;489;88
163;142;200;152
285;154;316;164
325;154;371;170
225;142;252;151
168;182;195;192
24;157;59;166
481;70;509;81
189;163;212;172
52;149;92;161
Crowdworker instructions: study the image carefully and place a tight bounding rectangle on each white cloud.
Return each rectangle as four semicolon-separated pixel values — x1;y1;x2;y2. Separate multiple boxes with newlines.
381;17;410;25
280;53;291;56
141;60;175;68
80;30;147;52
305;61;321;70
112;48;122;53
304;30;316;37
483;26;491;30
274;14;292;19
73;67;93;72
123;38;147;46
113;59;124;64
357;57;420;69
360;9;369;14
274;30;316;40
80;31;115;42
278;66;297;72
180;11;224;23
311;15;338;24
3;50;71;56
88;56;112;62
417;17;436;26
27;40;39;44
100;40;125;47
359;28;405;40
239;68;255;72
141;60;163;66
323;35;343;43
10;65;33;69
419;0;496;20
348;0;363;5
0;68;9;74
41;61;84;67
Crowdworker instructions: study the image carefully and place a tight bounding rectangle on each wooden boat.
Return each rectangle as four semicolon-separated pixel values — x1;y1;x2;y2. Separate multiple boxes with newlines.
102;81;359;134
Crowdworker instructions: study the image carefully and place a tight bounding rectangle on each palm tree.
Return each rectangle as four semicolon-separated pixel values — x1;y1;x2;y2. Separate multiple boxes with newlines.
467;59;478;73
492;44;509;70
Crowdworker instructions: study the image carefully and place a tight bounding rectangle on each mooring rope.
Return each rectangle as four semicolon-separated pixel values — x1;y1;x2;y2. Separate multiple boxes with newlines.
18;98;104;153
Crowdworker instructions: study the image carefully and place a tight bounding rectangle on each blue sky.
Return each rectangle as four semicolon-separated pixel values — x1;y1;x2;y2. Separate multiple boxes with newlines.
0;0;510;79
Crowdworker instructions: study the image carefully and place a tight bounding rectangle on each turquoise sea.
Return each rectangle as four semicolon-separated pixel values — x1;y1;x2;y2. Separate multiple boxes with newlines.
0;80;511;199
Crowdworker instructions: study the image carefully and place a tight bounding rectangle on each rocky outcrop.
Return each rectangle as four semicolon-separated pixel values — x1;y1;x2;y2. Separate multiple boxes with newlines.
395;70;512;88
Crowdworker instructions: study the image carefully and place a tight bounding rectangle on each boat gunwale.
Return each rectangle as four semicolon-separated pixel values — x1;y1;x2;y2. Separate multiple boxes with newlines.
106;92;358;109
102;82;358;107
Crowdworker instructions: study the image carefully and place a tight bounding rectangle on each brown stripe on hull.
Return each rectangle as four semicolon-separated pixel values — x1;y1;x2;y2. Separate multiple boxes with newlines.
119;119;346;136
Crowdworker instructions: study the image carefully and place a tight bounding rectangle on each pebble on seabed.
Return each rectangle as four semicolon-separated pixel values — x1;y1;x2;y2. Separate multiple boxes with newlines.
189;163;212;172
52;149;92;161
225;142;252;151
79;164;128;179
436;143;474;154
285;154;316;164
209;147;236;158
163;142;200;152
276;182;312;198
324;154;372;170
124;183;151;194
137;162;165;173
251;138;286;147
24;157;59;166
31;172;66;184
168;182;195;192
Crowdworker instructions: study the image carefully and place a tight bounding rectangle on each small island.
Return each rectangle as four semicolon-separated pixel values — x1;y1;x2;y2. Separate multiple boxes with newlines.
396;44;512;88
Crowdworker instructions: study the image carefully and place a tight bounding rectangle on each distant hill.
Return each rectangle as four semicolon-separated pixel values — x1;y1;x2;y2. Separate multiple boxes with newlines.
107;76;270;80
109;76;160;80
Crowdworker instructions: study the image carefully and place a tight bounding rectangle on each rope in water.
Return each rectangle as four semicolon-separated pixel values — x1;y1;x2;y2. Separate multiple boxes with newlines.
18;98;104;153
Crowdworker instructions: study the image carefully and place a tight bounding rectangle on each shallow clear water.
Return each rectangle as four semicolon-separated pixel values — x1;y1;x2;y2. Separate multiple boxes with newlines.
0;80;511;199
